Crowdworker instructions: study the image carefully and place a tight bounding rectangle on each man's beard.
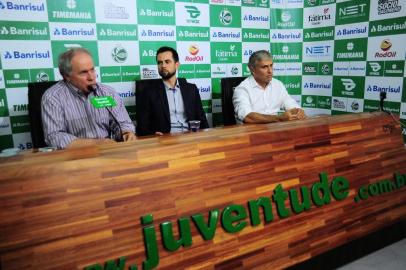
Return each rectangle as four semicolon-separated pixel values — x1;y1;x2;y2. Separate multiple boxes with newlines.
159;70;176;80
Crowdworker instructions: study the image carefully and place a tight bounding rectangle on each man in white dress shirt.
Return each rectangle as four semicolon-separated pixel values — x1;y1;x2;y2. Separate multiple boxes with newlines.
233;50;306;123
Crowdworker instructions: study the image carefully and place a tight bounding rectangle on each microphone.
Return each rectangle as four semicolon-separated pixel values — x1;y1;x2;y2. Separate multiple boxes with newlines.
379;91;388;114
88;84;124;142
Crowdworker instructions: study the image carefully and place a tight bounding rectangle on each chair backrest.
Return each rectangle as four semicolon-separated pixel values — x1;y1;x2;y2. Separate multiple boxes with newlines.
28;81;58;148
135;79;162;133
220;77;246;126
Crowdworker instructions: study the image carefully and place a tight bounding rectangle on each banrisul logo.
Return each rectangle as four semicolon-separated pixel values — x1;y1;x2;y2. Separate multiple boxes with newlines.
210;5;241;28
51;23;96;40
0;1;44;11
137;1;174;25
3;49;50;60
272;43;302;62
334;38;367;61
271;9;303;29
177;26;209;41
48;0;95;22
242;29;269;42
0;21;49;40
369;17;406;37
336;0;369;25
333;76;365;98
335;23;368;40
111;45;127;63
139;41;176;65
304;26;334;41
378;0;402;15
97;24;137;41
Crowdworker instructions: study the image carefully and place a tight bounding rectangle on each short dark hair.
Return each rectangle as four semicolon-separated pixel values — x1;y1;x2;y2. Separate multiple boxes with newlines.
248;50;272;70
58;48;92;78
156;46;179;63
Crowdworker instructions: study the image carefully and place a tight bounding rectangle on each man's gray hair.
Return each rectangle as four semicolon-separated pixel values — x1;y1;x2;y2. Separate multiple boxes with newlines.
58;48;92;78
248;50;272;70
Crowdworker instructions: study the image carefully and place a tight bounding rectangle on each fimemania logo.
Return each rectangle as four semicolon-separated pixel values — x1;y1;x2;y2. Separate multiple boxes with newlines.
0;1;44;11
52;0;92;19
336;42;364;59
219;9;232;26
111;45;127;63
378;0;402;15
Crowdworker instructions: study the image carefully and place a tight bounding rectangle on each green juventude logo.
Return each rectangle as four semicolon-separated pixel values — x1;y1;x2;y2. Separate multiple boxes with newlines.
219;9;232;26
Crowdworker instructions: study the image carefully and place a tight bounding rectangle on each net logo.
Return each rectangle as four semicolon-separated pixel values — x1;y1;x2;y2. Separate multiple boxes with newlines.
341;78;356;91
308;8;331;26
305;45;332;56
339;4;367;18
111;45;127;63
378;0;402;15
4;50;50;59
104;2;129;19
219;9;232;26
375;39;396;58
185;44;203;62
0;1;45;11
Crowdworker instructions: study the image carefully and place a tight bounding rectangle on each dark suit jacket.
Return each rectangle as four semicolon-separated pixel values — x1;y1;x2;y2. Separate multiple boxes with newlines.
136;78;209;136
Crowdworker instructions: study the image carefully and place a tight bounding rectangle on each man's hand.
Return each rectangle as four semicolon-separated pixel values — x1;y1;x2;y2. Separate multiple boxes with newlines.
282;108;307;121
68;138;115;148
122;131;136;141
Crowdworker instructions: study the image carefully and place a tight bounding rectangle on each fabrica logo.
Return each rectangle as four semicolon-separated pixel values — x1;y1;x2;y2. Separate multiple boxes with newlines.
111;45;127;63
219;9;232;26
375;39;396;58
4;50;50;59
341;78;356;91
185;5;200;19
186;44;203;62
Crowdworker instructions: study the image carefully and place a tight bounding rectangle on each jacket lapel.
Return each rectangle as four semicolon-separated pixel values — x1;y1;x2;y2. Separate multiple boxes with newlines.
158;80;170;123
179;78;192;121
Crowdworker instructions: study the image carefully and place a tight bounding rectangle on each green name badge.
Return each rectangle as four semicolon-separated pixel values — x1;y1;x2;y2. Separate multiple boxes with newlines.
90;96;117;108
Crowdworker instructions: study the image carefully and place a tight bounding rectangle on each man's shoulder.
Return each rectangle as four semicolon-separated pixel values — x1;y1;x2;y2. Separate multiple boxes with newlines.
42;81;66;100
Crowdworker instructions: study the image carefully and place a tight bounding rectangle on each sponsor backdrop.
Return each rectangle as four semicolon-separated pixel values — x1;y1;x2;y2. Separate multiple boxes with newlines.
0;0;405;150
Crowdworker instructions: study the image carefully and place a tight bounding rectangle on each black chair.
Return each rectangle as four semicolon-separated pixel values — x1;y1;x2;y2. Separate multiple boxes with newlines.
28;81;58;148
220;77;246;126
135;79;161;134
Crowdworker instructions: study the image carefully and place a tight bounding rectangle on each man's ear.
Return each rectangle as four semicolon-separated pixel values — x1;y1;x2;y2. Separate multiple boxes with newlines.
175;61;180;69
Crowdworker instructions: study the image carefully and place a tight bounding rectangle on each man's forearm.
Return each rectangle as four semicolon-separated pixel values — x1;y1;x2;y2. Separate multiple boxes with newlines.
243;112;285;124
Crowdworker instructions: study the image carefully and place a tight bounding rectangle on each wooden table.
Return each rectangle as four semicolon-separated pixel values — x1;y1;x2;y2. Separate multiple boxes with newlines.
1;112;405;270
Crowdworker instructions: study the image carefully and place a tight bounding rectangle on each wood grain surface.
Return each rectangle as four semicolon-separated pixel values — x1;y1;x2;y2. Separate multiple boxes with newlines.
0;112;405;270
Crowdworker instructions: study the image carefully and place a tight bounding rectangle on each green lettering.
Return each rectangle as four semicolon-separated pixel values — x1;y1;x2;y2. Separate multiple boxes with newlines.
368;183;380;196
160;217;192;251
394;173;405;188
248;197;274;226
272;184;290;218
221;205;247;233
378;180;394;194
311;172;331;206
289;186;311;214
84;265;102;270
331;176;349;201
192;209;219;240
359;186;368;200
141;214;159;270
104;257;126;270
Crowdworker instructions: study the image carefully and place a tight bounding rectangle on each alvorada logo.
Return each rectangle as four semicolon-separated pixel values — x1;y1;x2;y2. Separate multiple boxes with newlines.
185;5;200;19
279;11;294;27
219;9;232;26
338;3;367;19
375;39;396;58
4;50;50;59
104;2;129;19
52;0;92;20
0;1;44;11
308;7;331;26
0;25;48;36
141;29;174;38
111;45;127;63
53;27;94;36
243;14;269;22
336;26;367;37
378;0;402;15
